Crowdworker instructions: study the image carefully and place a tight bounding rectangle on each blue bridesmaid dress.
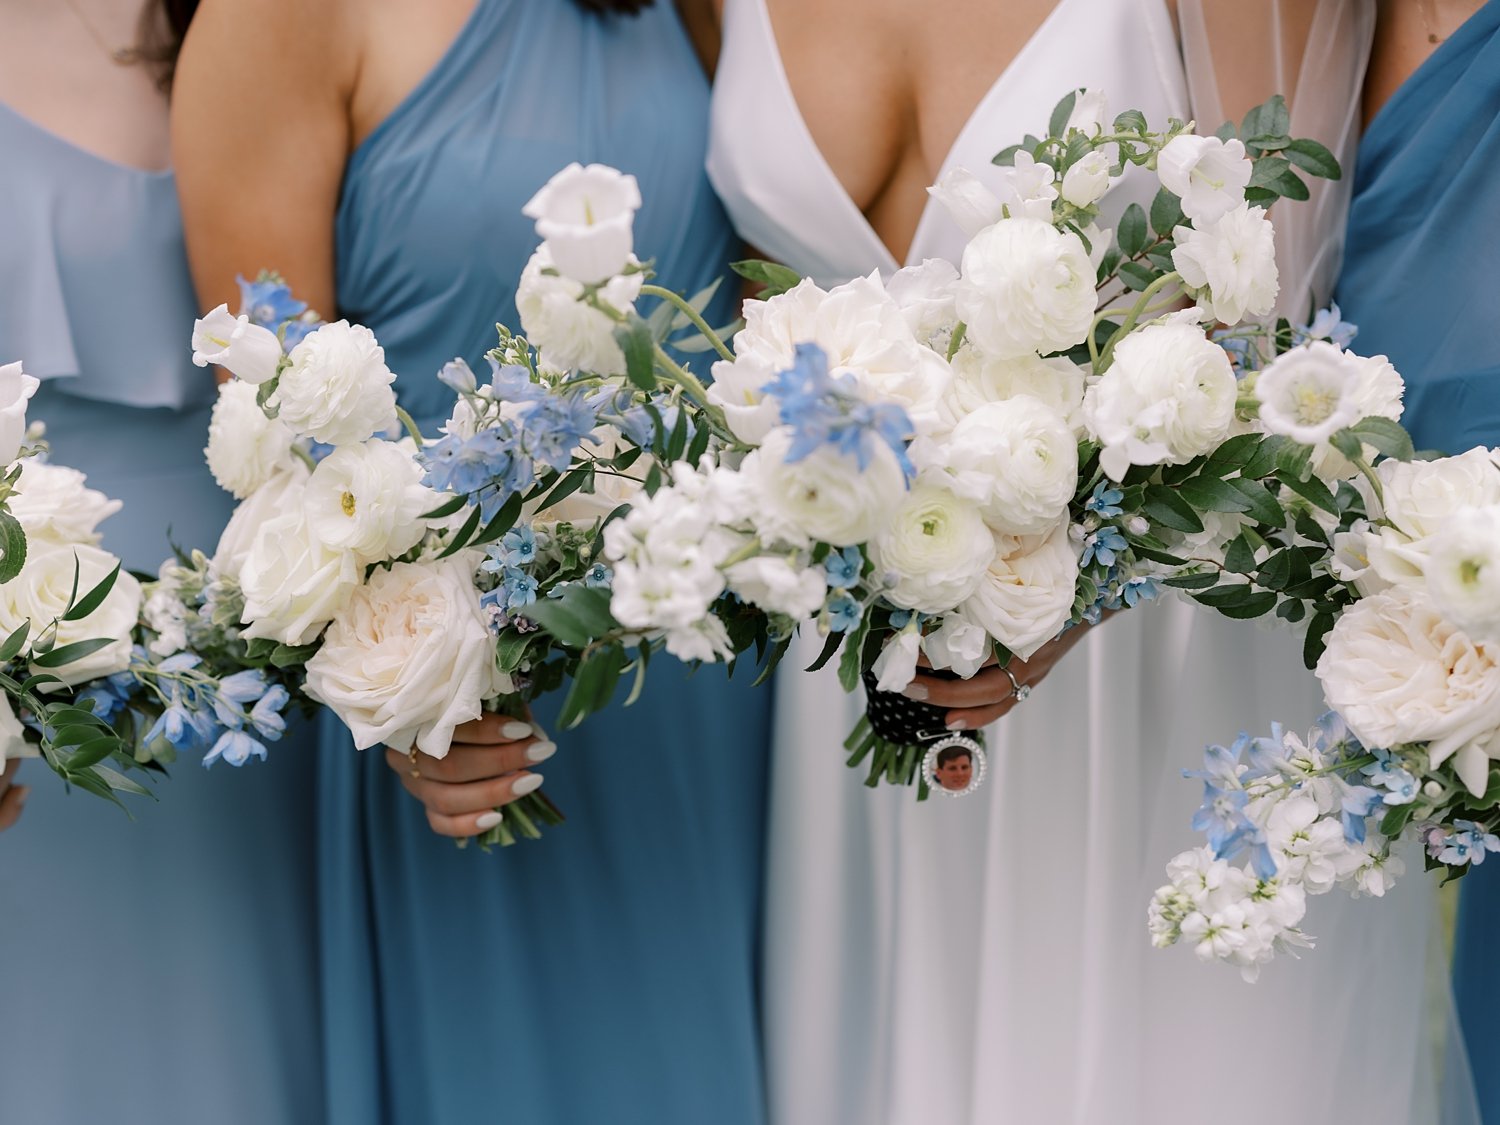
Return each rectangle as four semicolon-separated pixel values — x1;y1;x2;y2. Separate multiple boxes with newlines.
0;106;323;1120
1336;3;1500;1117
318;3;770;1122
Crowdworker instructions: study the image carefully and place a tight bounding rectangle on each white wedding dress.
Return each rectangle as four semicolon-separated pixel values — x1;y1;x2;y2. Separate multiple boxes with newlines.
708;1;1475;1122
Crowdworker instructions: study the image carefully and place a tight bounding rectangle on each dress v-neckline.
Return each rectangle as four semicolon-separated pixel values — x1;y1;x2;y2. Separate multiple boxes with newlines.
750;0;1077;271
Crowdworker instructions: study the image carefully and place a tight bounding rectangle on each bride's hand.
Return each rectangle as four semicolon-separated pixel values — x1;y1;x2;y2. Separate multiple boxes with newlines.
384;714;557;839
0;759;28;833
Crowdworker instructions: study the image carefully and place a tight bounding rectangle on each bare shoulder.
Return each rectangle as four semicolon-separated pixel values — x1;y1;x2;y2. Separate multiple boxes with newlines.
181;0;360;98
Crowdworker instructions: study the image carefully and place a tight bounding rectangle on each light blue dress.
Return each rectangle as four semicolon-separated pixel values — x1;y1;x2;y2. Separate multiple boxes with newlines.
318;3;771;1122
0;103;323;1122
1336;3;1500;1118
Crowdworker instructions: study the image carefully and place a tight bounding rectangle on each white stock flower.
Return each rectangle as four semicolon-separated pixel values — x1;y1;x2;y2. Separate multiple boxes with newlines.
516;244;644;376
664;617;736;665
1254;341;1366;446
0;362;39;465
1265;796;1350;894
741;427;904;548
205;379;299;500
921;613;991;679
0;543;141;686
872;627;922;693
303;440;433;564
870;484;994;613
1082;320;1237;480
191;305;283;385
9;460;121;547
211;463;311;583
305;556;508;757
959;520;1077;660
955;218;1096;360
940;349;1086;431
725;555;827;619
1426;507;1500;643
1172;204;1279;325
1156;135;1252;224
1318;587;1500;797
272;321;398;446
1061;150;1113;207
521;163;642;285
239;508;361;647
885;259;960;350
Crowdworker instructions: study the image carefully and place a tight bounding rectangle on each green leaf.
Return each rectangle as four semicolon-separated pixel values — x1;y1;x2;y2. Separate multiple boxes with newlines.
1257;548;1295;590
1178;474;1253;515
541;468;591;512
1117;203;1148;258
1275;599;1307;624
730;259;802;298
473;490;526;547
1096;248;1123;285
624;644;652;706
1240;434;1287;480
556;643;627;730
991;143;1025;167
1303;611;1336;669
1294;510;1331;547
804;629;844;674
1113;109;1148;134
665;407;691;463
1273;439;1313;481
1149;187;1184;238
1223;533;1257;575
1351;416;1415;461
92;763;154;798
1276;469;1339;515
1284;138;1341;180
436;502;484;558
1049;89;1079;137
1195;586;1278;619
1142;485;1204;534
62;561;121;623
0;510;26;584
0;620;28;663
1162;571;1219;591
1192;583;1261;609
1117;260;1157;292
1205;433;1265;474
63;736;121;772
524;586;618;650
1128;541;1189;567
1328;428;1366;464
613;311;658;393
837;614;873;695
269;642;319;669
1227;478;1287;527
752;637;791;688
32;637;118;670
421;492;470;521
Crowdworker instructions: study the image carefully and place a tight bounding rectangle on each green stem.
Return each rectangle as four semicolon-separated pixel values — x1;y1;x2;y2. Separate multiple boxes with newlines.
395;405;425;450
1097;271;1182;371
640;284;735;363
651;344;736;443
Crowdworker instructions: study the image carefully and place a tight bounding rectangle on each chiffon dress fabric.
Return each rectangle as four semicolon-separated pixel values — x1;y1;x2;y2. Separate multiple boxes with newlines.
711;0;1464;1120
316;3;770;1122
0;102;323;1123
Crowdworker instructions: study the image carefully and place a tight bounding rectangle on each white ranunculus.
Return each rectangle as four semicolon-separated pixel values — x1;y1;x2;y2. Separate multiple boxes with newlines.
0;362;40;465
1064;89;1110;137
1156;135;1252;224
0;543;141;687
1082;320;1237;480
886;259;960;350
741;426;906;549
305;556;508;757
725;555;827;619
1426;507;1500;643
870;483;994;613
926;397;1077;536
521;163;642;285
960;519;1078;659
1172;204;1279;325
955;218;1096;360
9;460;121;547
0;694;28;765
303;440;433;564
706;354;782;445
271;321;398;446
1318;587;1500;797
941;348;1086;431
1254;341;1366;446
516;244;644;376
872;627;922;692
205;379;299;500
921;613;992;679
239;509;360;647
211;463;312;583
190;304;283;385
1061;150;1113;207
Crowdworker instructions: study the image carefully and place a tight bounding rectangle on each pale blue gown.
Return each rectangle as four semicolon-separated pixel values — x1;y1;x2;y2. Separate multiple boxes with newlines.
317;2;770;1122
0;103;323;1122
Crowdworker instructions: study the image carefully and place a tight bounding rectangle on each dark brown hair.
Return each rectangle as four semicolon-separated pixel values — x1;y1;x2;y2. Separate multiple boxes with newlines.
573;0;656;13
134;0;198;94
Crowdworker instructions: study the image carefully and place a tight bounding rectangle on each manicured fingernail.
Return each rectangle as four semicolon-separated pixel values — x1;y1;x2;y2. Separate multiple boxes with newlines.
501;720;533;740
946;717;969;731
526;740;557;763
902;683;929;701
475;811;503;831
512;773;544;796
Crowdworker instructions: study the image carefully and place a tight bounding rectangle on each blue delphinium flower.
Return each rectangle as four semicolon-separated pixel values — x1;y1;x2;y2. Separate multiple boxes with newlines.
502;526;538;568
1301;303;1358;349
519;393;599;473
1191;780;1251;855
203;728;268;768
824;546;863;590
486;358;548;403
248;685;290;741
1217;334;1256;374
1080;526;1127;568
1083;482;1124;519
1339;784;1384;844
282;318;321;350
236;274;306;330
827;592;862;633
583;563;613;589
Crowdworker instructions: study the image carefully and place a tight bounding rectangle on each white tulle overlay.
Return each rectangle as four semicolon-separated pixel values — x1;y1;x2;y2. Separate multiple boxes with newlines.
709;0;1477;1120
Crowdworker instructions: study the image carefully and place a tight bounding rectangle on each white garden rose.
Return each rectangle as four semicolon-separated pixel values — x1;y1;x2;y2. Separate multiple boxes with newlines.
0;543;142;687
725;555;828;619
205;379;299;500
1172;204;1279;325
1362;450;1500;588
9;460;121;547
521;163;642;285
211;463;311;582
1082;320;1237;480
1317;587;1500;797
0;694;28;765
924;397;1077;536
921;613;992;679
885;259;960;351
1061;149;1112;207
940;348;1086;430
1426;507;1500;643
305;556;509;757
955;218;1096;360
0;362;39;465
190;304;283;385
1156;135;1252;224
870;483;994;613
959;519;1078;659
304;440;434;564
239;508;360;646
516;244;644;376
272;321;398;446
740;426;905;548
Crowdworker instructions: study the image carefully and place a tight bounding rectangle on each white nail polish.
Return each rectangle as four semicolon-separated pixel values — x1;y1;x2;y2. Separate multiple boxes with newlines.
512;773;544;796
903;684;930;701
475;811;503;831
500;720;533;740
946;717;969;731
526;740;557;763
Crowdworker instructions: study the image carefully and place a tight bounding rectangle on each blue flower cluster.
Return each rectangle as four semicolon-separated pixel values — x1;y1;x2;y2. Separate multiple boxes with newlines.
823;546;864;633
764;343;915;481
127;653;292;768
236;274;320;350
1436;821;1500;867
1297;303;1358;350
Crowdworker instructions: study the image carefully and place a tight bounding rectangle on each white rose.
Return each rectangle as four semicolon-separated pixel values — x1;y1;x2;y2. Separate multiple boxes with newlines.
959;519;1079;659
921;613;992;679
521;163;642;285
1156;135;1252;224
271;321;398;446
924;397;1077;536
886;259;960;350
955;218;1096;360
1425;507;1500;643
239;509;360;646
516;244;643;376
741;426;905;548
1061;150;1113;207
1172;204;1279;325
1082;320;1237;480
305;556;508;757
0;362;40;465
940;348;1086;431
304;440;433;564
9;460;121;547
211;463;312;583
1363;450;1500;588
1253;341;1368;446
0;694;28;765
191;304;284;385
871;483;994;612
0;543;141;687
205;379;299;500
725;555;827;619
1318;587;1500;797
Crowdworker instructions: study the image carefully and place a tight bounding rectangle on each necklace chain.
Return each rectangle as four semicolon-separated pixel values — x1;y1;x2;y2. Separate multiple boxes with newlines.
61;0;140;66
1419;0;1449;45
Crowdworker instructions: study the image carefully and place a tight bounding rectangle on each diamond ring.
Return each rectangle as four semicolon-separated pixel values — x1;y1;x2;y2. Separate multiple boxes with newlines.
1001;664;1031;703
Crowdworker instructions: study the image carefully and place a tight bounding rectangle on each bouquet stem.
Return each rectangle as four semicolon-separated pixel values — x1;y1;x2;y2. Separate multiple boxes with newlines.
462;791;567;851
844;716;933;798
